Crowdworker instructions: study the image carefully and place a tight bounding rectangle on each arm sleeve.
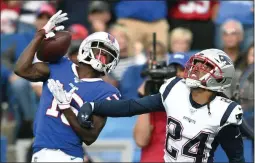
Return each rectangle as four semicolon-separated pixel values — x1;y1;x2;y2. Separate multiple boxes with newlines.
218;125;245;163
239;119;254;140
93;93;165;117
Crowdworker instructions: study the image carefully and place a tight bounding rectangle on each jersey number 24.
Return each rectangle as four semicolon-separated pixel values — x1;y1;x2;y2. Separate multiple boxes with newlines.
166;116;210;163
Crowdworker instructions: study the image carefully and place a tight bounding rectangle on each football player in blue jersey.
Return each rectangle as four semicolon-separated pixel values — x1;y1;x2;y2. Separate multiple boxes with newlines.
14;10;121;162
56;49;249;163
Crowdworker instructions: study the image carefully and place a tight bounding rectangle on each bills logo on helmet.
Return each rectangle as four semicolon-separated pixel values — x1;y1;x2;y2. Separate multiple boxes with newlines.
107;34;115;44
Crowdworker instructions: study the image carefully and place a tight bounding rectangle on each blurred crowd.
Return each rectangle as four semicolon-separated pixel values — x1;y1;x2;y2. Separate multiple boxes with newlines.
1;0;254;162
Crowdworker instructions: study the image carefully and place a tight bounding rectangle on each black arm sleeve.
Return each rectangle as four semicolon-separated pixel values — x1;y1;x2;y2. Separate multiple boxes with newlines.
218;125;245;163
93;93;165;117
240;119;254;140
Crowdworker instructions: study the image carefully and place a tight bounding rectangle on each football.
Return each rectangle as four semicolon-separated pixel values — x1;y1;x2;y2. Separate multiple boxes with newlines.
37;31;72;62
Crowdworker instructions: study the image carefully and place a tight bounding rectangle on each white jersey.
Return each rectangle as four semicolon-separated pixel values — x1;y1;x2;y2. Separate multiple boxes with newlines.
159;77;243;163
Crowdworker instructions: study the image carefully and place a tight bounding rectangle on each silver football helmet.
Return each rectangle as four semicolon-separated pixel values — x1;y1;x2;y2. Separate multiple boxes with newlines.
77;32;120;73
184;49;235;92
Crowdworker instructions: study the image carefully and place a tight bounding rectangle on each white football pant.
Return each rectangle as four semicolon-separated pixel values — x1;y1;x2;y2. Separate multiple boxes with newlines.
31;148;83;162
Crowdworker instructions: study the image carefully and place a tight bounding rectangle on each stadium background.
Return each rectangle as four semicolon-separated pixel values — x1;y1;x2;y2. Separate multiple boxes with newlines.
0;0;254;162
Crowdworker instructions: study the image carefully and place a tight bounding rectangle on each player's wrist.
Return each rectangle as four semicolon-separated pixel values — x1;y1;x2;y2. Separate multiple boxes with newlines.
42;23;52;34
36;29;46;38
58;103;71;110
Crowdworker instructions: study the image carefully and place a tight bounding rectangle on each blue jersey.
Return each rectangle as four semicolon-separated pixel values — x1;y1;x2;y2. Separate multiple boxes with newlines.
33;57;120;158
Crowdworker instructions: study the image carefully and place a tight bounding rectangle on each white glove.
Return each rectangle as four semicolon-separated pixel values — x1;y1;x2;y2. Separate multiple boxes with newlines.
47;79;77;110
42;10;68;38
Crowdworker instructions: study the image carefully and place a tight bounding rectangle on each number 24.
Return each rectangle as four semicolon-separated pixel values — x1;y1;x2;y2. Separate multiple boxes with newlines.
166;117;210;163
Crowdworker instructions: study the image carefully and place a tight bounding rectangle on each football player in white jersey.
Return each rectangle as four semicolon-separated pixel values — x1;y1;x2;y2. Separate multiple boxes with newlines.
48;49;245;163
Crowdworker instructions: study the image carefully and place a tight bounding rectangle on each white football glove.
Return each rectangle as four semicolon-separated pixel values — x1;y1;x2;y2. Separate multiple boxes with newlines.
42;10;68;39
47;79;77;110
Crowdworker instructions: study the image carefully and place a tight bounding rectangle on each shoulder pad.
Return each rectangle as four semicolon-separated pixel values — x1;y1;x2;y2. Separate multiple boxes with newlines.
159;77;182;101
98;82;121;101
227;104;243;125
159;77;176;94
219;97;233;104
220;101;243;126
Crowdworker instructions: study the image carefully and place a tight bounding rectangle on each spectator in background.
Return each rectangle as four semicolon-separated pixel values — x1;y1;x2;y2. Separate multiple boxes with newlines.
1;3;56;141
33;3;55;31
134;53;189;162
169;27;193;54
133;41;147;66
221;19;246;99
114;1;169;55
16;1;48;34
168;0;219;50
56;0;90;29
119;41;167;100
168;53;190;78
238;43;254;112
1;0;21;33
68;24;89;64
88;1;113;33
214;1;254;51
243;43;254;68
221;19;244;70
102;24;135;87
234;43;254;143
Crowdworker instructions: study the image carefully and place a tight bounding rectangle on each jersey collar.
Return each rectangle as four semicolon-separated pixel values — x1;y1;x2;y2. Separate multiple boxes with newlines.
71;63;103;82
189;93;216;109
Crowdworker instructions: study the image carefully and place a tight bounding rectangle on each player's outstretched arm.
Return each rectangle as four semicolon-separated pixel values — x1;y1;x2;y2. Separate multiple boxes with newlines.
78;93;165;128
217;104;245;163
239;119;254;140
14;29;50;82
90;94;164;116
217;125;245;163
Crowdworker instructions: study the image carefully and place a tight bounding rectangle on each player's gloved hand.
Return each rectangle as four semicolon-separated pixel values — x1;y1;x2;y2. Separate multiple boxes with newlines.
42;10;68;39
47;79;76;110
78;102;94;129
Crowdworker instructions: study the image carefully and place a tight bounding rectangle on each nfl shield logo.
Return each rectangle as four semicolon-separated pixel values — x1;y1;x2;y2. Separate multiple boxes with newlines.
190;108;197;114
107;34;115;44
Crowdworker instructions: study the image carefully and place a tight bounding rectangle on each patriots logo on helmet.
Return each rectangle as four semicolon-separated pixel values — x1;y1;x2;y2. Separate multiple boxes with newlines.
107;34;115;44
219;54;232;65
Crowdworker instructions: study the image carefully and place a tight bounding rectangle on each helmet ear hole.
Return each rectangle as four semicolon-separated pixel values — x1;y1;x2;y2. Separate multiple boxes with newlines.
216;78;227;84
85;57;91;62
216;78;223;83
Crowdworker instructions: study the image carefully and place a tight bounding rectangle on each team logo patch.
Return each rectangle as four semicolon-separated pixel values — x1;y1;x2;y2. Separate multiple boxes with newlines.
235;113;243;120
189;108;197;114
107;34;115;44
219;54;232;65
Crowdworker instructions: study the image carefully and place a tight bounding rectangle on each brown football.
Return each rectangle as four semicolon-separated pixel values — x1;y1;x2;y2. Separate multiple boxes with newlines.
37;31;71;62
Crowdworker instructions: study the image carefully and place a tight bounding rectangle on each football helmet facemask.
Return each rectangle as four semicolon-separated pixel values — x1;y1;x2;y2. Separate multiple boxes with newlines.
77;32;120;74
184;49;235;92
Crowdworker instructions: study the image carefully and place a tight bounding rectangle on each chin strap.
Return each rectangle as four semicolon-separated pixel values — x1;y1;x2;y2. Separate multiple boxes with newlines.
185;78;200;88
90;59;104;72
